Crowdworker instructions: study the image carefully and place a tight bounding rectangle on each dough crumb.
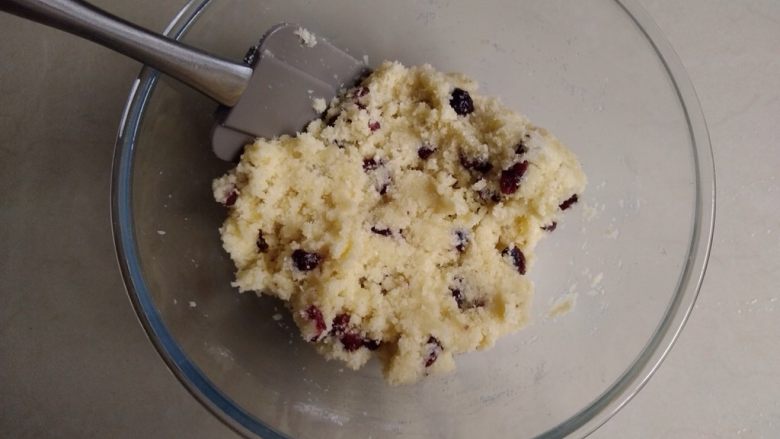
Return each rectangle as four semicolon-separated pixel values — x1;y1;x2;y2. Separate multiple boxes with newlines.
548;293;577;318
213;61;586;384
590;272;604;288
312;97;327;114
293;27;317;48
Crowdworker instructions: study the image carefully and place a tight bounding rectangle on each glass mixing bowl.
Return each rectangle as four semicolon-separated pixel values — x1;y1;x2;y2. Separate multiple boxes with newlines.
111;0;715;437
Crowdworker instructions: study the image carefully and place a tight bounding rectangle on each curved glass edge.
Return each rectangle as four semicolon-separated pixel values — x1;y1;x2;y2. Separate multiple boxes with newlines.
108;0;716;438
109;1;288;438
539;0;716;437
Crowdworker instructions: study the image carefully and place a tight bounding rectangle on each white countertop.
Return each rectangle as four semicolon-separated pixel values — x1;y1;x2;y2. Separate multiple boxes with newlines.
597;1;780;437
1;0;778;437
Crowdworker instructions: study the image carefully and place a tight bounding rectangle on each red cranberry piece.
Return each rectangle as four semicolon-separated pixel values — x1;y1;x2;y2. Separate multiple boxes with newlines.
499;161;529;195
460;155;493;173
292;249;321;271
340;331;365;352
476;185;501;204
418;145;435;160
450;287;465;309
363;339;381;351
559;194;579;210
324;113;339;127
450;277;485;310
303;305;326;340
473;161;493;173
370;226;393;237
363;158;379;172
541;222;557;232
256;230;269;252
502;246;526;275
331;313;351;335
369;120;381;132
223;189;238;207
454;229;469;252
449;88;474;116
424;336;443;367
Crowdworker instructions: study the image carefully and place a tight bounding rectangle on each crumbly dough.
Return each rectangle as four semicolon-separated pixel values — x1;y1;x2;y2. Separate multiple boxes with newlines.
293;27;317;48
213;61;586;385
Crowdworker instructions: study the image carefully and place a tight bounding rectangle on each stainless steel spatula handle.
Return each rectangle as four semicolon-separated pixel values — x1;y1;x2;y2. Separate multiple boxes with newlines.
1;0;252;106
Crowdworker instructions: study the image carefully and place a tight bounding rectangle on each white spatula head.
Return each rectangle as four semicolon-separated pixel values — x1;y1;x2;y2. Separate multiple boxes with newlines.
212;23;368;161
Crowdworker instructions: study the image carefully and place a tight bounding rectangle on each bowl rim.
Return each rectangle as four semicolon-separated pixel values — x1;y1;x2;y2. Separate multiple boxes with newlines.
110;1;716;437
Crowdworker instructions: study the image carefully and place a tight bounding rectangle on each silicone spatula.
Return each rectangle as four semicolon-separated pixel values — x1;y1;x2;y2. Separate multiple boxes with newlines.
1;0;368;161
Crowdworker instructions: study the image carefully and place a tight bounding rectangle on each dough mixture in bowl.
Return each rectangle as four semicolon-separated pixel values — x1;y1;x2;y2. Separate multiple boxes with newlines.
213;61;586;384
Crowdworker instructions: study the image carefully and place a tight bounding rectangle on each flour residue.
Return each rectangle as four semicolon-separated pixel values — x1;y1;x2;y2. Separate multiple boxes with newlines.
293;402;349;426
547;293;578;318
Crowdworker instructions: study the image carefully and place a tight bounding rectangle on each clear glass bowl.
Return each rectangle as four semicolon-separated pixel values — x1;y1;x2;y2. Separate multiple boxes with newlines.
111;0;715;437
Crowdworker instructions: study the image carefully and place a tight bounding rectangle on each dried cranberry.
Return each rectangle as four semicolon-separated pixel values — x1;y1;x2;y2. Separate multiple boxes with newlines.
369;120;381;132
424;336;443;367
292;249;321;271
371;226;393;237
450;277;485;310
454;229;469;252
559;194;579;210
418;145;435;160
450;287;464;309
476;185;501;204
256;230;269;252
324;113;338;127
450;88;474;116
541;222;557;232
223;189;238;207
340;332;365;352
502;246;526;275
499;161;529;195
460;156;493;173
363;339;381;351
363;158;379;172
303;305;326;339
331;313;351;335
340;332;381;351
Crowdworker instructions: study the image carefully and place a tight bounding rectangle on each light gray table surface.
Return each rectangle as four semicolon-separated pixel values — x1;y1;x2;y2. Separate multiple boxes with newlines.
1;0;778;437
